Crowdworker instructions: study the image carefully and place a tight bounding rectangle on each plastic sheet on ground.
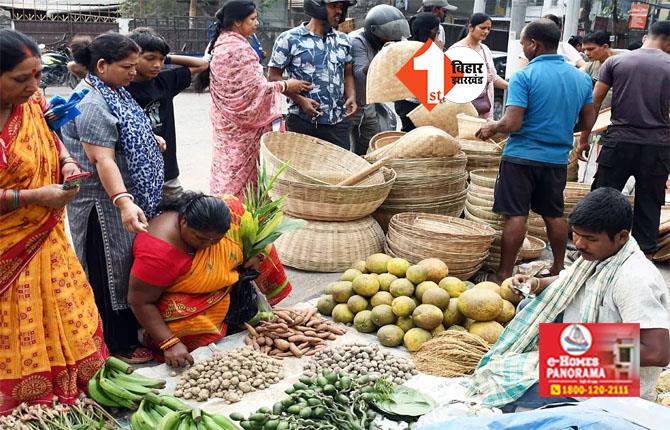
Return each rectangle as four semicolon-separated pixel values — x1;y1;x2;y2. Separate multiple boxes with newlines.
134;301;477;422
415;397;670;430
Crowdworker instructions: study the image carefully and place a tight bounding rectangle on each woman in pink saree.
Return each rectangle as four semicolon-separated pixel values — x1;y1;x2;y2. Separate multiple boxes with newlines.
200;0;311;197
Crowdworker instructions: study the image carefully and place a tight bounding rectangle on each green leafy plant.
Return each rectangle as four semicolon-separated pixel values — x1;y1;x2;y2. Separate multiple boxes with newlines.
239;162;306;261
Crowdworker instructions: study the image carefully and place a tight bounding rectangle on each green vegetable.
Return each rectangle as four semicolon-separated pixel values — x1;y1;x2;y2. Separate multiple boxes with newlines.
264;419;280;430
286;405;301;415
229;412;246;421
240;421;254;430
272;402;284;415
373;385;436;418
299;407;312;418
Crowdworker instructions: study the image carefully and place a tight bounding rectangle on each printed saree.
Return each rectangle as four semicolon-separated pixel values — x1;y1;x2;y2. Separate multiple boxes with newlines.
140;196;292;355
0;93;107;413
209;31;284;197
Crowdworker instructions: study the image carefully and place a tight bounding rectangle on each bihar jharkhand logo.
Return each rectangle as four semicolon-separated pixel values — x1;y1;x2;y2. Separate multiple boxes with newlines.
560;324;593;356
396;41;488;111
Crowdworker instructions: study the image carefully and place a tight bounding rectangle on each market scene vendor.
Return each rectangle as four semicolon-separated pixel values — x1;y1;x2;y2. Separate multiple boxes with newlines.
467;188;670;411
2;1;670;427
128;192;291;367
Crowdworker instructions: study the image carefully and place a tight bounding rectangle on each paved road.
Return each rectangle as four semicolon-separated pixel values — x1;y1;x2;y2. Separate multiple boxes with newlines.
44;87;670;303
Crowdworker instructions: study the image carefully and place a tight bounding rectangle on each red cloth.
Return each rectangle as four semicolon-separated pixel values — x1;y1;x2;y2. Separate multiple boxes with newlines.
131;232;192;287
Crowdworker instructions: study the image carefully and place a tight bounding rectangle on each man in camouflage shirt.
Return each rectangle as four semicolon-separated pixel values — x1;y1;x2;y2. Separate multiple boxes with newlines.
269;0;357;149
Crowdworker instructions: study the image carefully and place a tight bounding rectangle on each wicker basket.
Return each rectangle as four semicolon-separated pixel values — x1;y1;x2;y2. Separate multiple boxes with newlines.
374;195;468;231
270;167;397;221
464;200;503;222
260;131;383;185
385;212;495;279
338;18;355;33
457;113;488;140
466;192;494;208
459;139;503;156
465;155;501;172
274;216;385;272
467;183;495;199
365;126;461;162
407;101;478;138
469;169;498;189
368;131;405;153
386;152;467;179
366;41;423;104
518;236;546;260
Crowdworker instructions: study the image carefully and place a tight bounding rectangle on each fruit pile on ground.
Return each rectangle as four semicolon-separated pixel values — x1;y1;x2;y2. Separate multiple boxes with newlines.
317;254;518;350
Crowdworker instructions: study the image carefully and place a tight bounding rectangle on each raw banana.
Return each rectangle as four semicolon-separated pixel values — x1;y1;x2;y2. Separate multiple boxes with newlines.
106;356;133;374
99;373;142;402
157;410;185;430
204;412;241;430
87;372;120;408
109;368;166;388
201;415;226;430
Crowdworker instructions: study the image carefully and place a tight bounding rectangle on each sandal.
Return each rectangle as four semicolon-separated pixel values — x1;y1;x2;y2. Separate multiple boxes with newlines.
114;347;154;364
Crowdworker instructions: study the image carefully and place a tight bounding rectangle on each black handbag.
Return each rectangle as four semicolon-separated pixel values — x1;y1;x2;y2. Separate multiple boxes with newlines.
224;267;260;334
471;47;492;116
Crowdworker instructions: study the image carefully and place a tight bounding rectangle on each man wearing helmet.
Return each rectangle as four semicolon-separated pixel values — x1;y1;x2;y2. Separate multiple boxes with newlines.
421;0;457;49
268;0;357;149
349;4;409;155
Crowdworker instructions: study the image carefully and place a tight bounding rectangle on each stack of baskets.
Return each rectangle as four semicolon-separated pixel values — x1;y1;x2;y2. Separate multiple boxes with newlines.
563;182;592;218
385;213;496;280
260;131;394;272
464;169;546;268
456;114;506;172
367;127;469;230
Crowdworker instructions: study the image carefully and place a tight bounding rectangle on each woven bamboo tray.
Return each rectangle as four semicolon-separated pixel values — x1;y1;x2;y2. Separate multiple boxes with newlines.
407;100;478;138
518;236;546;260
260;131;383;185
385;213;494;279
466;193;494;209
457;113;488;140
274;216;385;272
459;139;503;156
368;131;405;153
386;152;467;179
365;126;461;162
464;200;503;222
374;197;468;232
466;156;501;172
464;208;504;230
270;168;397;222
469;169;498;189
468;182;495;197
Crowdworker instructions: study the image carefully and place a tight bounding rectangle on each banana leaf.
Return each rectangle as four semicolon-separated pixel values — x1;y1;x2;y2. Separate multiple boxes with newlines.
373;385;436;419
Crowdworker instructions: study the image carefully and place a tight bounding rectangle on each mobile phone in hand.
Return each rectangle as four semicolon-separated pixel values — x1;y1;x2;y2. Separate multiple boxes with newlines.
62;172;92;190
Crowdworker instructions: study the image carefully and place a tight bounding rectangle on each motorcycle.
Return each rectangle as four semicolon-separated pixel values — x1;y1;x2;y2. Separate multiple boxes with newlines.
39;44;80;89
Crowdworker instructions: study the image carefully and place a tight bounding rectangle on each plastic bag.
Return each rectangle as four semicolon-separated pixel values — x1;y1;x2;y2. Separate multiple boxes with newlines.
224;267;259;334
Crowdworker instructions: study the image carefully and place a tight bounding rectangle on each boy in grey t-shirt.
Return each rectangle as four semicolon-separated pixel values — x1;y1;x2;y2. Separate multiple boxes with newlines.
578;20;670;257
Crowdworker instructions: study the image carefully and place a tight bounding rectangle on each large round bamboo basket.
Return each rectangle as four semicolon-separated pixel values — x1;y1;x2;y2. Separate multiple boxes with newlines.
407;100;478;138
386;152;468;179
274;216;385;272
260;131;383;185
457;113;488;140
465;200;503;222
385;213;495;279
366;41;423;103
368;131;405;153
518;236;546;260
270;168;397;222
386;173;468;202
374;194;468;231
459;139;503;156
469;169;498;188
465;154;501;172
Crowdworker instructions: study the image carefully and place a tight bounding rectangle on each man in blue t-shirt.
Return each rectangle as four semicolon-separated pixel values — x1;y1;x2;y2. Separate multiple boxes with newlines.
477;19;594;283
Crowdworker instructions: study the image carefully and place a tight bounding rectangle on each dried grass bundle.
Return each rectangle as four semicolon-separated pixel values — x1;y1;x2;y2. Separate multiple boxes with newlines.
412;330;491;378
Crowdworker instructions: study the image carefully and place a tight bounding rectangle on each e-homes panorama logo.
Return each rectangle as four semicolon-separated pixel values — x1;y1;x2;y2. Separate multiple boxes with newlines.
396;41;487;111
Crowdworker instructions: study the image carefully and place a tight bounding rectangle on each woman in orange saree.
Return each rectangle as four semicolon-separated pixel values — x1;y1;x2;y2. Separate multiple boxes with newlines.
128;192;291;367
0;29;107;413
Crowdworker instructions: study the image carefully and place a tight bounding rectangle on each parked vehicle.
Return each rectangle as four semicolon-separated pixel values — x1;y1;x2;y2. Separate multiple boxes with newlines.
40;45;79;89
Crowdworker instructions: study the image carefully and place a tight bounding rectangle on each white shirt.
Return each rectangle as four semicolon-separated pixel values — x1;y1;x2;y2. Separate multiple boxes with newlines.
562;249;670;401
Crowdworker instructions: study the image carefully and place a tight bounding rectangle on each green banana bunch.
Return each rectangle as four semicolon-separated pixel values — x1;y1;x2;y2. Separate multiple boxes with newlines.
130;394;191;430
87;356;166;410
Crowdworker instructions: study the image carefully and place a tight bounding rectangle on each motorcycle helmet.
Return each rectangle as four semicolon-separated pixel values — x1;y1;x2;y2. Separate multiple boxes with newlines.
304;0;357;24
364;5;410;42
